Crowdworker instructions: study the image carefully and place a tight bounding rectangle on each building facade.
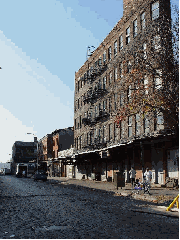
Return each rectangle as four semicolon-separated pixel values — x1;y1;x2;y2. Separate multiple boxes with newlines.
38;134;53;162
47;127;74;177
74;0;178;184
11;138;38;174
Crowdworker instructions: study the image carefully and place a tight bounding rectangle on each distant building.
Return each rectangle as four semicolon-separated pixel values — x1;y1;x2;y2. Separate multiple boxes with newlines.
38;134;53;162
39;127;74;177
11;137;37;174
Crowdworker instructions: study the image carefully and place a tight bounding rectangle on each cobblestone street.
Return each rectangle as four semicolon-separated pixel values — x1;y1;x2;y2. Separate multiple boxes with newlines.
0;176;179;239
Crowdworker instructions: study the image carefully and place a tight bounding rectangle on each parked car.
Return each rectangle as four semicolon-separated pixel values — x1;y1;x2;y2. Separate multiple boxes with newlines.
34;171;47;181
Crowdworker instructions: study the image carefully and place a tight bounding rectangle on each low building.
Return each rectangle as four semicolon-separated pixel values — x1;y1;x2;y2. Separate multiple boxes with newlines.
11;138;37;174
47;127;74;177
58;148;76;178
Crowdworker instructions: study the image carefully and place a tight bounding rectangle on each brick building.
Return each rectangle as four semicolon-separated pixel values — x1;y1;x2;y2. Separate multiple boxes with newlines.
74;0;178;184
38;134;53;162
48;127;74;177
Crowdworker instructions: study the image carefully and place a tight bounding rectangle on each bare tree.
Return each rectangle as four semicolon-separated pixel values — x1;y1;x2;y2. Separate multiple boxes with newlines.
115;2;179;137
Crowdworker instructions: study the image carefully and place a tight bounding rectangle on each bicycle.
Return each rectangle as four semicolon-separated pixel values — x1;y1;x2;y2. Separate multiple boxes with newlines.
143;180;151;194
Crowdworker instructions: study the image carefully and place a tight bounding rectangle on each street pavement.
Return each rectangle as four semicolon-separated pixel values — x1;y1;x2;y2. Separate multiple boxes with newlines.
0;175;179;239
48;176;179;216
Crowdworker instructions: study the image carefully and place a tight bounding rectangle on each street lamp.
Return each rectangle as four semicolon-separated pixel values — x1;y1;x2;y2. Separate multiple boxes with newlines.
27;133;38;172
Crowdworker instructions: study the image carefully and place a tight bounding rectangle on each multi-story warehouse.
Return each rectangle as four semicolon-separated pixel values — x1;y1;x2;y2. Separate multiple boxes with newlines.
74;0;178;184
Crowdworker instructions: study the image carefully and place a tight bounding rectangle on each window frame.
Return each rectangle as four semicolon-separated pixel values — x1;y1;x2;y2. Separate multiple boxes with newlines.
108;46;112;61
154;69;162;90
126;27;130;45
119;35;123;50
103;76;106;89
128;116;133;138
114;40;117;56
133;19;138;38
103;51;106;64
152;1;159;20
141;12;146;29
135;113;141;136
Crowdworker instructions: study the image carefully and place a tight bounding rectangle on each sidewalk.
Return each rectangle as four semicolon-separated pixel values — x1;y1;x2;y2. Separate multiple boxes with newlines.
47;176;179;218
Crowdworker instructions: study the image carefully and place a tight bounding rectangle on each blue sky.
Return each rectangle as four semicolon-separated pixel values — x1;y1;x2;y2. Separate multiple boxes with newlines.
0;0;178;162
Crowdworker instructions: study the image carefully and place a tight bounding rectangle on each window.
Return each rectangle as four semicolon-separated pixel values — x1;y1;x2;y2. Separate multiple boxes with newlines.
108;46;112;61
103;76;106;89
99;103;101;112
90;132;93;144
109;98;111;112
153;35;161;51
133;19;138;37
154;70;162;89
120;63;123;78
127;85;132;102
84;72;87;81
109;72;112;84
114;41;117;56
120;92;124;106
141;12;146;29
95;106;98;117
99;57;102;66
119;35;123;50
135;113;141;136
154;110;164;130
94;128;98;139
103;100;106;111
109;123;113;140
78;99;80;109
152;1;159;20
103;51;106;64
128;116;133;137
80;115;82;128
127;61;132;73
114;93;117;110
98;79;101;89
87;133;89;145
121;121;125;138
144;76;148;94
114;67;118;81
126;27;130;44
76;138;78;150
144;115;150;133
103;126;106;143
79;136;82;149
143;43;147;59
98;128;101;143
75;119;76;130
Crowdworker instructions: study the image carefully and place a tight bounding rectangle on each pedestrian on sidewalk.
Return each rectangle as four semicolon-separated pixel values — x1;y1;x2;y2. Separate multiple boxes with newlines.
144;167;152;186
129;167;136;189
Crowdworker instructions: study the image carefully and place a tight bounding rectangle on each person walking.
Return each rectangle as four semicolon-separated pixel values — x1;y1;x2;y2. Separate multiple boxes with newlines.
144;167;152;185
143;167;152;193
129;167;136;189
